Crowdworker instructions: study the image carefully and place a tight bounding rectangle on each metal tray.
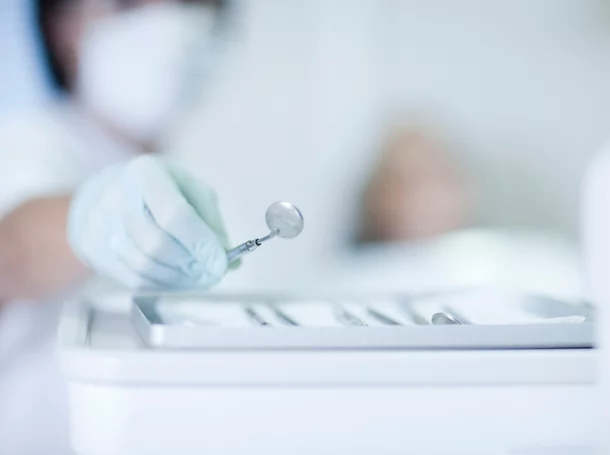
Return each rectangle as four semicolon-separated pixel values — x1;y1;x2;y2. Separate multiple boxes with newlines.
130;289;595;350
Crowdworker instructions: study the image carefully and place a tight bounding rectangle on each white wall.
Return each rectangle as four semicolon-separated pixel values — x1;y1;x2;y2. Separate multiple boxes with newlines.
386;0;610;238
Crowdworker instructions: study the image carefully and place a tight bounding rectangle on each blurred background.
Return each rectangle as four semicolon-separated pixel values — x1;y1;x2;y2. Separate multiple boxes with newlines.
3;0;610;299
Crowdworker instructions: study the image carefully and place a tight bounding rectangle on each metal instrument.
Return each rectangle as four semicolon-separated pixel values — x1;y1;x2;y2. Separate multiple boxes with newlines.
226;201;304;263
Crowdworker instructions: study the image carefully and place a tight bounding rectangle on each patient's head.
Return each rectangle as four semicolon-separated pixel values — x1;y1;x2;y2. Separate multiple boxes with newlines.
357;124;471;243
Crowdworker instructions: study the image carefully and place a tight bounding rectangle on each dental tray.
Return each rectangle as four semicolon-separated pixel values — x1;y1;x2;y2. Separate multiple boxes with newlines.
131;289;594;350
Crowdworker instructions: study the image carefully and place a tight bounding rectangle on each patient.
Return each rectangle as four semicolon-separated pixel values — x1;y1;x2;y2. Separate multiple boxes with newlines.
355;123;471;244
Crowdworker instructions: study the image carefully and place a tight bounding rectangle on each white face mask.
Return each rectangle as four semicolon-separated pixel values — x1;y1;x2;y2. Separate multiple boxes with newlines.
77;3;218;142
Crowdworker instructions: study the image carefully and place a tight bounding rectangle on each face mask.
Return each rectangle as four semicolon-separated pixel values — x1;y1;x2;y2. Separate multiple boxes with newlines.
77;3;218;143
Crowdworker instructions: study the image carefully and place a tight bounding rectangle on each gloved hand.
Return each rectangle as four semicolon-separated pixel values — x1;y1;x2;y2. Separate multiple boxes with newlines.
68;155;236;290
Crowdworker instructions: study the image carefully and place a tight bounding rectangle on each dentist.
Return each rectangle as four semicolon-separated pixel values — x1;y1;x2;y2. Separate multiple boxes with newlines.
0;0;237;452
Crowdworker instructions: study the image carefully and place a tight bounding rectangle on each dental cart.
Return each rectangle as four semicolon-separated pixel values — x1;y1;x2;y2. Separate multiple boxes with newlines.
59;288;600;455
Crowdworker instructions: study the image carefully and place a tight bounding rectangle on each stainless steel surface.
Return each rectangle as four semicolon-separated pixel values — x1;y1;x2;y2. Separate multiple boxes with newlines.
245;307;271;326
265;201;304;239
226;201;304;263
131;293;595;350
335;306;367;326
367;307;401;325
431;312;463;325
226;240;259;262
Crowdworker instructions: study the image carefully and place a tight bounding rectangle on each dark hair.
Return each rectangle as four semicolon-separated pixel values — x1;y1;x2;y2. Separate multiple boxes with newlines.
35;0;230;93
35;0;71;91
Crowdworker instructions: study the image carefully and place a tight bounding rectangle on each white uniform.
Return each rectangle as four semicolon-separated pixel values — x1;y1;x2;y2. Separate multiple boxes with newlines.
0;101;137;455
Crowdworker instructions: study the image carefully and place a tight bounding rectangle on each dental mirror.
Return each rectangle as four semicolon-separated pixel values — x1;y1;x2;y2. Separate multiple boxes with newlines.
226;201;304;263
265;201;304;239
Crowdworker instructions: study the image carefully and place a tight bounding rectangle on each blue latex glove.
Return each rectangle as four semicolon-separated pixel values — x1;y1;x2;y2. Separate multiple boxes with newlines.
68;155;235;290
